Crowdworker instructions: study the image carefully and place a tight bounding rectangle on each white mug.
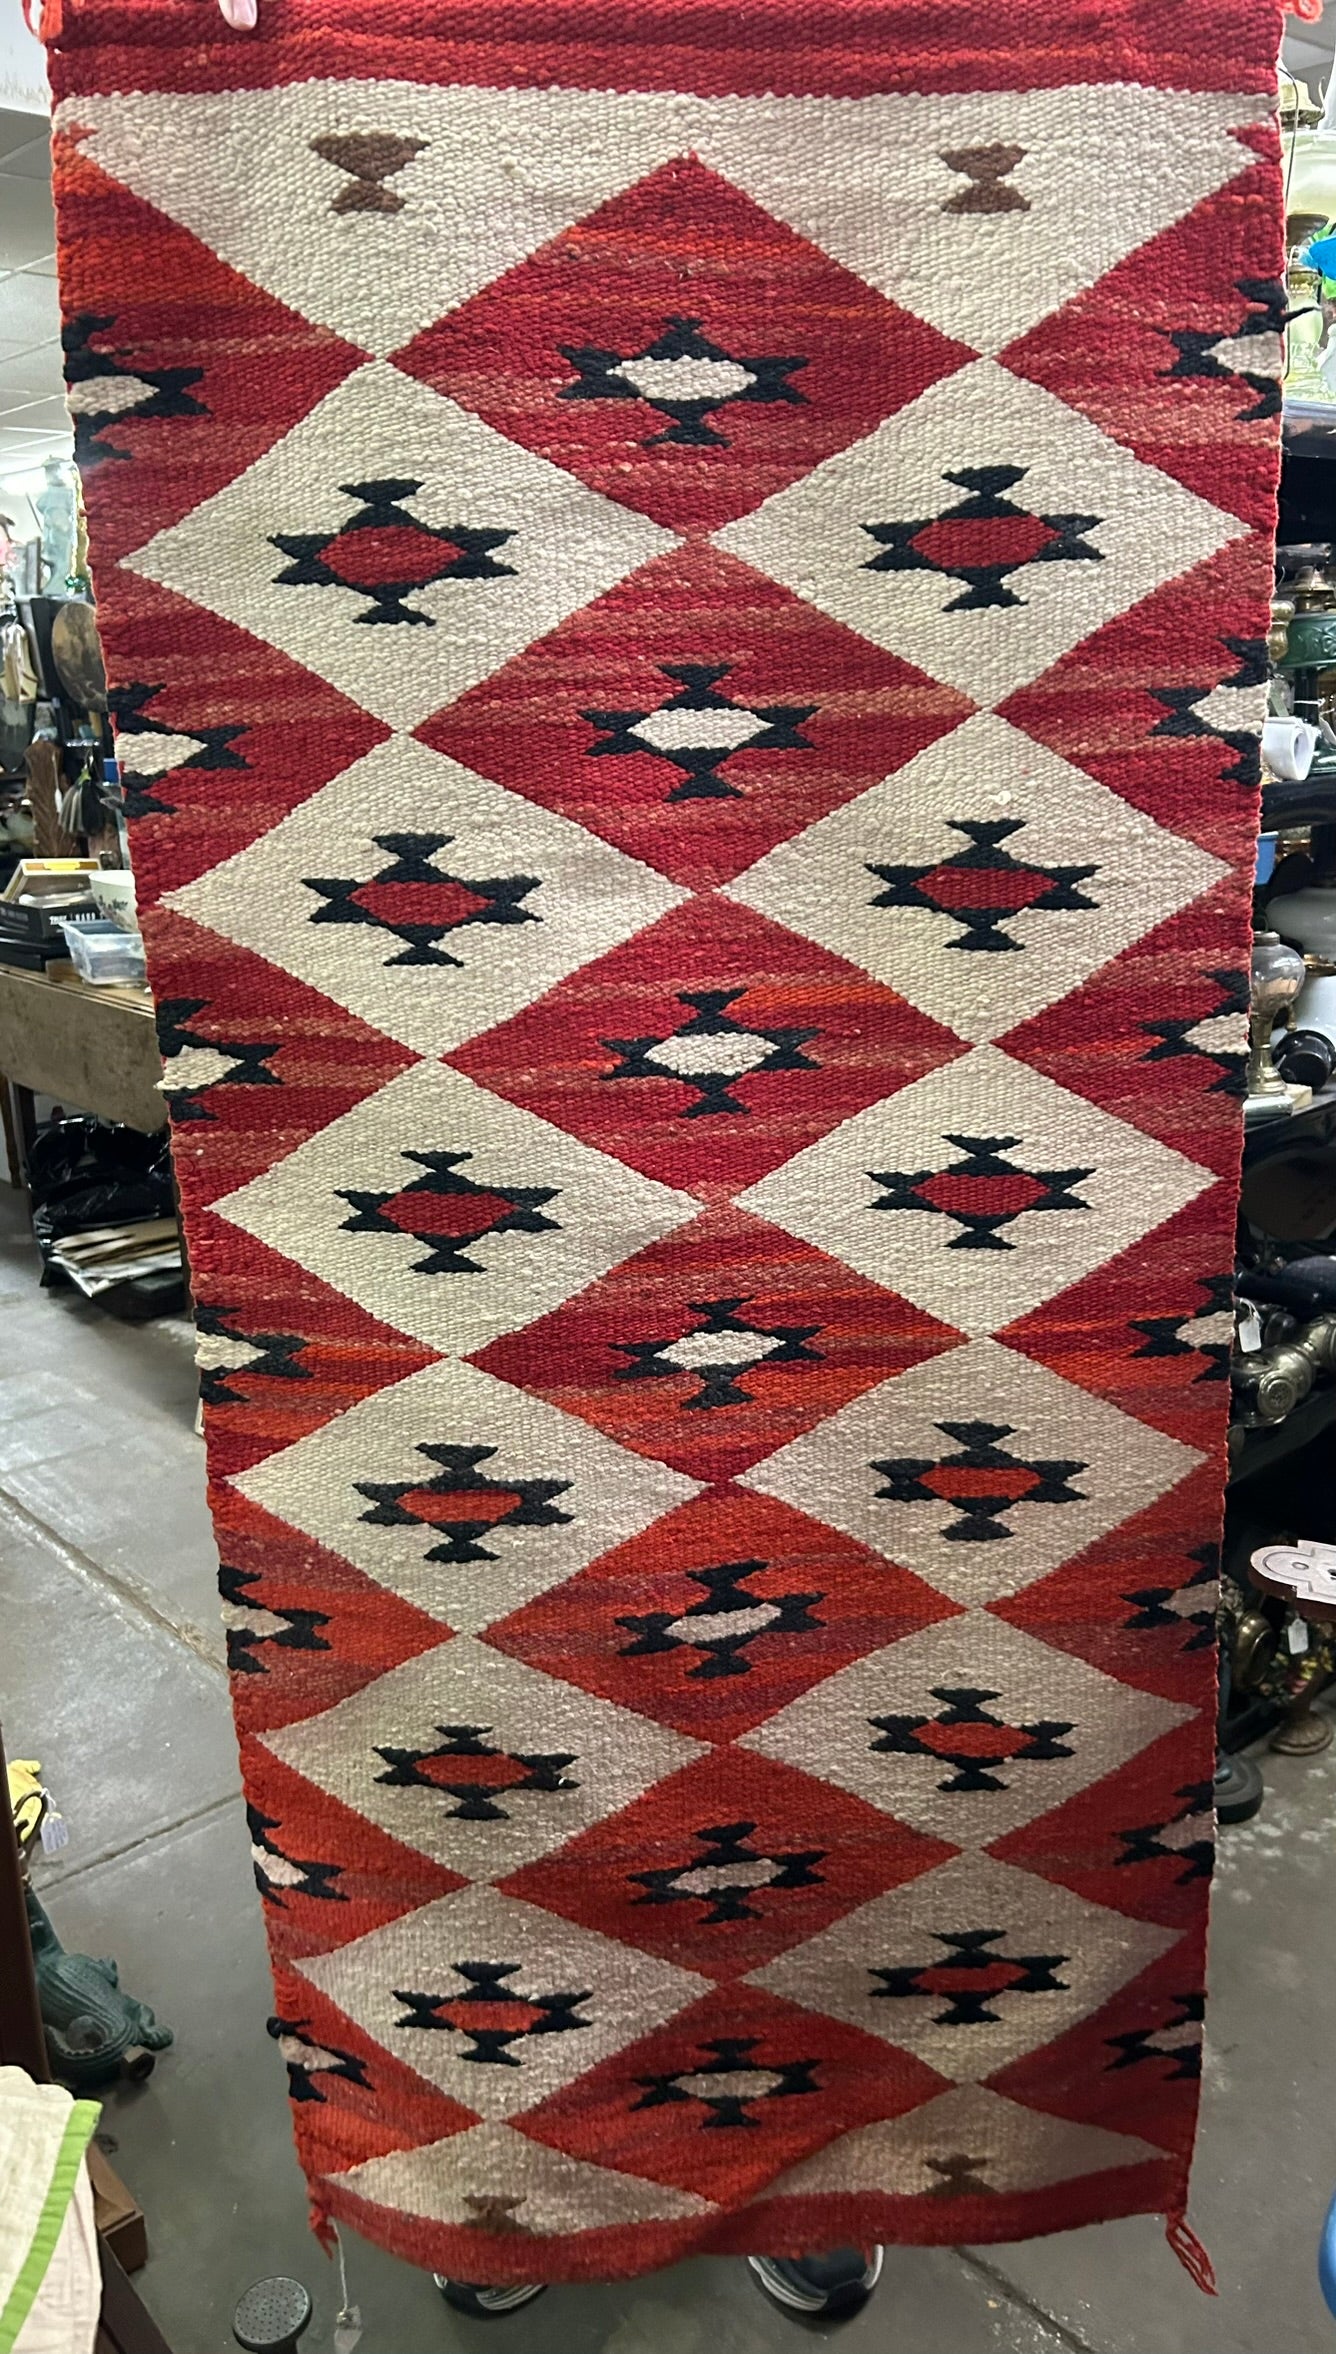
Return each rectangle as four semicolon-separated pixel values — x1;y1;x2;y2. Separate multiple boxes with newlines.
1263;716;1319;780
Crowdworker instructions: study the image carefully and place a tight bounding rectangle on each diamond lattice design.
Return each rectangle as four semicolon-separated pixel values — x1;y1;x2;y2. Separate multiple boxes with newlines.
718;359;1245;703
473;1205;961;1482
420;543;971;887
57;11;1273;2277
396;154;972;531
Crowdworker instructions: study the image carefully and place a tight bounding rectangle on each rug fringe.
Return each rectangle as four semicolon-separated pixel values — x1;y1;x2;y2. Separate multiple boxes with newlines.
1166;2214;1217;2295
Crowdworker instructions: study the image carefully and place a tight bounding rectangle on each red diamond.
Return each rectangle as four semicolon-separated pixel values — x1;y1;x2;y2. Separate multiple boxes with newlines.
319;523;464;592
997;537;1265;866
987;1937;1204;2163
450;897;966;1196
372;1185;515;1242
994;1462;1223;1708
1002;1189;1233;1452
1000;145;1281;528
912;513;1057;571
473;1205;960;1483
505;1747;954;1978
349;878;488;929
519;1985;944;2201
420;545;971;887
993;1716;1211;1933
916;1170;1050;1218
486;1485;960;1742
995;882;1247;1178
394;157;971;535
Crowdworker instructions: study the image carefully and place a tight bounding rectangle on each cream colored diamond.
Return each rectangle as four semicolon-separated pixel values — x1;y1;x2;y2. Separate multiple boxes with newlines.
739;1045;1213;1335
213;1061;698;1355
743;1613;1190;1844
752;1854;1174;2080
717;363;1244;702
232;1357;698;1631
126;361;676;730
296;1885;707;2119
742;1338;1202;1603
334;2122;715;2230
727;713;1228;1038
165;736;683;1059
758;2087;1161;2200
263;1637;701;1880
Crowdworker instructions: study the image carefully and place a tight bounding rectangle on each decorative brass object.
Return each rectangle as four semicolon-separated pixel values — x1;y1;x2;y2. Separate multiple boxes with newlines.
1245;931;1312;1121
1231;1309;1336;1425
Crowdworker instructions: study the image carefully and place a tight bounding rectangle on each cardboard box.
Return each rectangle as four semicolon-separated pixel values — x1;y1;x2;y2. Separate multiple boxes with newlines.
88;2142;148;2274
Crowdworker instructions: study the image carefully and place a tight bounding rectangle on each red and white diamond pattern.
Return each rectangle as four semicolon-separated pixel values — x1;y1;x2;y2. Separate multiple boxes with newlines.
55;40;1275;2277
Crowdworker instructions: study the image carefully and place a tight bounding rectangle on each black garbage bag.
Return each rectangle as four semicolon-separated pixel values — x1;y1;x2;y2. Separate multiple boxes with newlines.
28;1115;174;1261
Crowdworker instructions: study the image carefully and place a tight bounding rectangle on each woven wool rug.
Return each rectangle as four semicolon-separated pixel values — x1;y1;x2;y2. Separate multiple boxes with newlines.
46;0;1282;2285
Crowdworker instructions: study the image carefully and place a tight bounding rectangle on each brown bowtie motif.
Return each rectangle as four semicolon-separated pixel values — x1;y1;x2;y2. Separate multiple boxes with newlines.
939;144;1030;214
463;2194;528;2234
311;132;428;214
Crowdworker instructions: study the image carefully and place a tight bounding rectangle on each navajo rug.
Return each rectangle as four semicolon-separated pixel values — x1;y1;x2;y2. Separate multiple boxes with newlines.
46;0;1282;2284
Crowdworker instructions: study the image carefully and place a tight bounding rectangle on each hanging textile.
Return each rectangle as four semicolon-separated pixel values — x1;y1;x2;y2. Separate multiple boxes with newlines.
45;0;1281;2282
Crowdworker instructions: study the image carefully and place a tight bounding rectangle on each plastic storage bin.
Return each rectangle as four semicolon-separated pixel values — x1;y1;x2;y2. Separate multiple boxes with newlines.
56;918;148;989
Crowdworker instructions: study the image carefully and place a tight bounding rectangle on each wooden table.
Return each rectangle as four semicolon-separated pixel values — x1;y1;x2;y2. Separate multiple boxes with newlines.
0;962;164;1178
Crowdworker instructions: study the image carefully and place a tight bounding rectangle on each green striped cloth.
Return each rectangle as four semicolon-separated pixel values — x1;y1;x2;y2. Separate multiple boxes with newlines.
0;2068;100;2354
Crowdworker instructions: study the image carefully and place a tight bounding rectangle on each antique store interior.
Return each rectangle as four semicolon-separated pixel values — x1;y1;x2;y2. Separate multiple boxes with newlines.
7;8;1336;2354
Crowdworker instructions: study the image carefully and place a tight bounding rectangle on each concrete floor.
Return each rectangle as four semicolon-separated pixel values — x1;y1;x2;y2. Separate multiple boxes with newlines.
3;1190;1336;2354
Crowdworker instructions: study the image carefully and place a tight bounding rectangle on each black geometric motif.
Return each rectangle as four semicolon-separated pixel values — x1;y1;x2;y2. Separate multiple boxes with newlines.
1139;967;1249;1096
604;987;818;1116
394;1962;590;2064
217;1563;330;1676
1131;1272;1235;1382
247;1803;345;1907
632;2036;820;2126
1106;1991;1203;2081
583;661;817;803
303;833;540;967
870;1687;1074;1793
194;1305;312;1407
339;1149;559;1275
873;1421;1086;1543
1149;637;1266;789
615;1295;822;1410
356;1440;572;1566
374;1724;578;1820
863;465;1103;612
62;312;205;469
268;2013;371;2103
272;478;515;625
1160;277;1287;423
1115;1780;1214;1884
111;682;247;821
871;1927;1068;2027
559;315;807;448
868;817;1099;953
631;1820;824;1923
869;1133;1093;1250
155;998;281;1121
617;1557;823;1680
1121;1544;1218;1653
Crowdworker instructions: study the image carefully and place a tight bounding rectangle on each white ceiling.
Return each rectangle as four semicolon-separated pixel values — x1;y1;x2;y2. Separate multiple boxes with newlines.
0;102;66;510
0;16;1332;517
